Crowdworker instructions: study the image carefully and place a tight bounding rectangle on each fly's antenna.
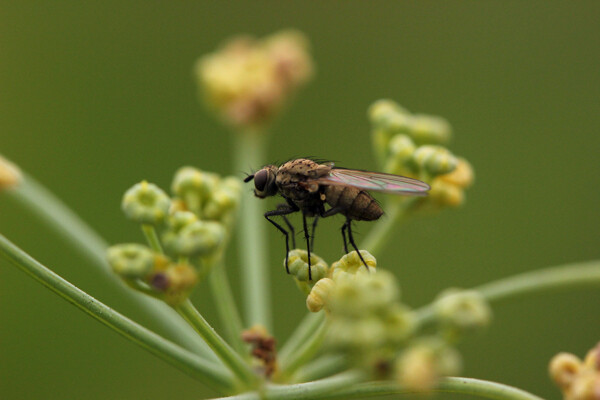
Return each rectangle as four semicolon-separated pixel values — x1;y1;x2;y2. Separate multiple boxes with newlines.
244;174;255;182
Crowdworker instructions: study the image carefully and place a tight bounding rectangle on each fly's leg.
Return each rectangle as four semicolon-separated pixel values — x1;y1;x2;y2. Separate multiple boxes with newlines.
276;204;296;249
265;204;298;274
310;216;319;250
344;218;370;272
341;223;349;254
302;212;313;281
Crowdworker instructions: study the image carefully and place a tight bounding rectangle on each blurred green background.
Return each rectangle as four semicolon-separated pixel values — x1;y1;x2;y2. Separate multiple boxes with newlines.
1;2;599;399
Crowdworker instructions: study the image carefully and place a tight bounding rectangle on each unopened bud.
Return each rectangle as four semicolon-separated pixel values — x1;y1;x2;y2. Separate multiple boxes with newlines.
286;249;328;282
409;114;452;145
107;243;155;278
434;289;492;332
163;220;225;257
122;181;171;225
171;167;219;215
412;145;458;176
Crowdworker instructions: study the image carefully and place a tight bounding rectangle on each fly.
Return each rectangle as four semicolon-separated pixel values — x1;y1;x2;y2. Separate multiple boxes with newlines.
244;158;430;280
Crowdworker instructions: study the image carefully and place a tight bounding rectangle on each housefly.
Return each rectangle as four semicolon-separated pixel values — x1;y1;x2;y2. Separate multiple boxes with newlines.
244;158;429;280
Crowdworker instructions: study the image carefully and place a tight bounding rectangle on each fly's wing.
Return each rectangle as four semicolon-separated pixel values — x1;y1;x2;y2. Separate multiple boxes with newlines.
314;168;430;195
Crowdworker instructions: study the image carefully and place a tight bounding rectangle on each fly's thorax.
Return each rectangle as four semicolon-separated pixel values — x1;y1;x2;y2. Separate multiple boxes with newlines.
278;159;332;182
324;185;383;221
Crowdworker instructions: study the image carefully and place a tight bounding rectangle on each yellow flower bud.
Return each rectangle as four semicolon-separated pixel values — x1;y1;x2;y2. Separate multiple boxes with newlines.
0;155;22;189
306;278;334;312
329;250;376;280
550;352;582;389
162;263;198;305
434;289;492;333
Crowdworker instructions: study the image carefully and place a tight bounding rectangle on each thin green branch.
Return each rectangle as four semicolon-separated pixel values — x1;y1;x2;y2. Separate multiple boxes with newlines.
175;299;257;388
142;224;163;253
209;259;248;356
278;318;328;378
279;311;325;364
416;259;600;326
0;234;233;393
233;132;272;331
211;370;367;400
5;175;217;360
291;354;347;383
318;377;544;400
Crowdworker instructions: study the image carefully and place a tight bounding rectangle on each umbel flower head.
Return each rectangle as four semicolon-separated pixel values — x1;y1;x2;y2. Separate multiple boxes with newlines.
109;167;241;305
368;98;474;210
195;29;314;129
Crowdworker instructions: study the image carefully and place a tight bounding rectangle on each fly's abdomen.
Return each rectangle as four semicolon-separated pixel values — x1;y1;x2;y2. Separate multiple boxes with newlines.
324;186;383;221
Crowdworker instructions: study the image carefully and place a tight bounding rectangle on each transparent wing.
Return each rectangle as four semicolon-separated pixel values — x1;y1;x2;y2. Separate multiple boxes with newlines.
315;168;430;195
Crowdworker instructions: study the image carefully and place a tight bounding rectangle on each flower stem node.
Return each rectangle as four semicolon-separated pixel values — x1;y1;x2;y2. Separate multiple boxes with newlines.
286;249;328;283
434;289;492;334
122;181;171;225
329;250;376;280
0;155;22;190
156;263;199;306
107;243;155;279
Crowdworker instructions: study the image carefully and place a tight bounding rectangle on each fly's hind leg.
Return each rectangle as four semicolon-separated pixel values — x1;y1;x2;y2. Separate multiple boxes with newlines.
344;217;370;272
265;203;299;274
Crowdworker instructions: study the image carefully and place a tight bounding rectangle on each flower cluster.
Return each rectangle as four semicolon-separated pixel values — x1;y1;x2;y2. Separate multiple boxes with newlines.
195;30;314;129
368;99;474;210
550;342;600;400
108;167;241;305
298;250;484;392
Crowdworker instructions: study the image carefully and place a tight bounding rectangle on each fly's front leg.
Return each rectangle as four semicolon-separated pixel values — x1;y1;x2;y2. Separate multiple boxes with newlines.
264;203;298;274
310;216;319;250
276;204;296;249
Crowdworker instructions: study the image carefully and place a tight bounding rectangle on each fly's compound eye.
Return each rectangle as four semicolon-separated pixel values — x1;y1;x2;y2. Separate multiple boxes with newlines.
254;169;269;192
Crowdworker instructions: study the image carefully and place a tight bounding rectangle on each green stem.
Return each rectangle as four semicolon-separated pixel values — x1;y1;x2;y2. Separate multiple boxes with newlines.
416;260;600;326
233;132;272;331
5;175;217;360
291;354;347;383
360;198;415;255
279;312;325;364
209;259;248;356
142;224;163;253
279;319;328;379
0;234;233;393
175;299;256;388
319;377;544;400
214;370;367;400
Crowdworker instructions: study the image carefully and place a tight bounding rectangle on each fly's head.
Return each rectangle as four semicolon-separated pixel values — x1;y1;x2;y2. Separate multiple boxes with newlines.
244;165;279;198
